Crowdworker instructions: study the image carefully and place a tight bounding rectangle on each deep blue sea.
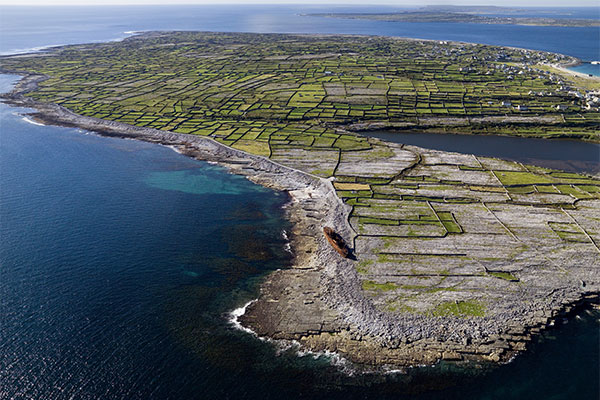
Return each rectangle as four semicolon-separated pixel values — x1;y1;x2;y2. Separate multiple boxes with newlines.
0;5;599;400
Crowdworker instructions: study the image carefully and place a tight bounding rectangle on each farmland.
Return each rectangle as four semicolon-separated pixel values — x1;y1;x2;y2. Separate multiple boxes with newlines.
1;32;598;149
1;31;599;367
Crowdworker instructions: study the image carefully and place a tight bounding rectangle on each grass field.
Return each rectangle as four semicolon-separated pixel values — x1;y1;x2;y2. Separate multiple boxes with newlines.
2;32;599;317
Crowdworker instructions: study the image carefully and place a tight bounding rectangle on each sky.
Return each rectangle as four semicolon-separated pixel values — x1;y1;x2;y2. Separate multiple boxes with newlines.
0;0;598;7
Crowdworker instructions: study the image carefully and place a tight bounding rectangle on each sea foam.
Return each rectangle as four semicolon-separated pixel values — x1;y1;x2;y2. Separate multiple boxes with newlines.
21;116;45;126
229;300;258;336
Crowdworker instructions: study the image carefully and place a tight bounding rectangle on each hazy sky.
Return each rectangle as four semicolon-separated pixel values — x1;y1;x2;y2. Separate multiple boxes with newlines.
0;0;598;7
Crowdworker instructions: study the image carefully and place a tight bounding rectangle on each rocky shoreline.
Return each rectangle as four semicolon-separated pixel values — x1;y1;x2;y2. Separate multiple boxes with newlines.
2;73;599;371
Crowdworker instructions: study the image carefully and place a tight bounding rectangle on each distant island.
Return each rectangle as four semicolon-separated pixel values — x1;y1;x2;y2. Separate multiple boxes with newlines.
1;32;599;369
306;6;600;28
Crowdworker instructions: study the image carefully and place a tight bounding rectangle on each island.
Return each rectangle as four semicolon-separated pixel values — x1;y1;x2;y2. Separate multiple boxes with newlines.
1;32;599;370
306;6;600;28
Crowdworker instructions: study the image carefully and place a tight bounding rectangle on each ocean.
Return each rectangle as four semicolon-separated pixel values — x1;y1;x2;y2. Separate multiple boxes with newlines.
0;5;598;399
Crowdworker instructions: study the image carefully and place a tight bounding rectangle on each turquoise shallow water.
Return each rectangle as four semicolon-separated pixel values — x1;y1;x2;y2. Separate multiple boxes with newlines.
144;169;265;196
569;62;600;77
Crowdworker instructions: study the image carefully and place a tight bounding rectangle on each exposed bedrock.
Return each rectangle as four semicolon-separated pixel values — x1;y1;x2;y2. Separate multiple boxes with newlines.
3;75;599;369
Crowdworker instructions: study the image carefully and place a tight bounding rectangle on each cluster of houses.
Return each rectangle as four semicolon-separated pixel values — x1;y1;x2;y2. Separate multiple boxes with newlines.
546;72;600;110
372;40;598;112
584;93;600;110
499;100;529;111
501;62;599;111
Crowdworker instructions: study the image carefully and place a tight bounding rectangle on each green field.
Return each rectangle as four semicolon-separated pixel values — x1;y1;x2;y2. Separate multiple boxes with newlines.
2;32;599;317
1;32;598;150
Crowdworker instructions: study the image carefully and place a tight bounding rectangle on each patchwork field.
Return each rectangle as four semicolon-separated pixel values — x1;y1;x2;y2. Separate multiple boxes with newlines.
1;32;598;149
1;31;599;367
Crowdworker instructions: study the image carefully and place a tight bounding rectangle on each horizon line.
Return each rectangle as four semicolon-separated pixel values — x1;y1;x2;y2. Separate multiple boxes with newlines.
0;2;598;6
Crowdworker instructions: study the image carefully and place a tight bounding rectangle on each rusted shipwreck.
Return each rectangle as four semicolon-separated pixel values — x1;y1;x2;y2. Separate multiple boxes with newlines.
323;226;350;258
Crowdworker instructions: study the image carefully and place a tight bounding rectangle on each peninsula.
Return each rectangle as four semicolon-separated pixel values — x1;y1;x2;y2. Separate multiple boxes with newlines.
1;32;599;369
